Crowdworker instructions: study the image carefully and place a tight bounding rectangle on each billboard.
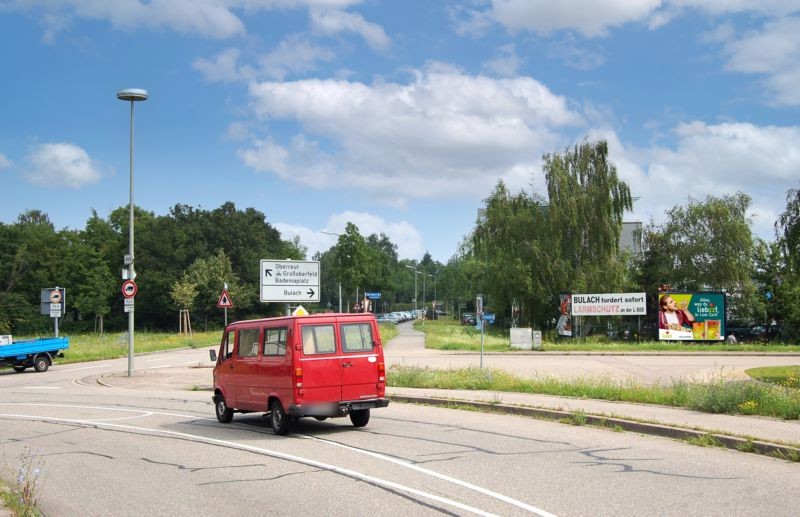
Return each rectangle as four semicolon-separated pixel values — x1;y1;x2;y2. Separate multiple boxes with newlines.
572;293;646;316
658;292;726;341
556;293;572;337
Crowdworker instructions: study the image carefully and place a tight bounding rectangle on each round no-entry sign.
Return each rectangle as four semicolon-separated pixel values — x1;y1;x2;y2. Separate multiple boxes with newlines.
121;280;138;299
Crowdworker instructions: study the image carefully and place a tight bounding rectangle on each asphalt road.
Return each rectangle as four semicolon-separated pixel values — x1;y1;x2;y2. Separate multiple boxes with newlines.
1;343;799;516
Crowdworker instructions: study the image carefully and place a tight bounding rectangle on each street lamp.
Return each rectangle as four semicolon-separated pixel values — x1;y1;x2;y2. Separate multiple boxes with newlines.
405;265;418;312
320;231;343;312
424;273;433;316
117;88;148;377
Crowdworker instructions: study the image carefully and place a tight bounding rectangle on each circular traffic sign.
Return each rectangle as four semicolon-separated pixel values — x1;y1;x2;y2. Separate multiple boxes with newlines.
49;289;62;303
121;280;138;299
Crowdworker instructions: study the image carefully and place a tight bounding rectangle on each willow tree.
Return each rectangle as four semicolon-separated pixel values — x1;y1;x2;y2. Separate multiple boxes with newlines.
474;140;633;328
542;139;633;295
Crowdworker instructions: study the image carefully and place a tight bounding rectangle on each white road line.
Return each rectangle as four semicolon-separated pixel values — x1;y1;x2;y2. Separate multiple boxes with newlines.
60;365;104;372
0;412;504;517
22;387;61;390
304;434;556;516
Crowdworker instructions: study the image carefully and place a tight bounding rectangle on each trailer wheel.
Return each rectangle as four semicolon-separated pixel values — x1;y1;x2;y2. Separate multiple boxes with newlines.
350;408;370;428
12;366;26;373
33;355;51;373
269;400;291;435
215;394;233;423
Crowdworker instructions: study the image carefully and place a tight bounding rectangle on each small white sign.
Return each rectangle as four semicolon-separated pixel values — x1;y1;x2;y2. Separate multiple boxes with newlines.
124;298;135;305
124;303;134;313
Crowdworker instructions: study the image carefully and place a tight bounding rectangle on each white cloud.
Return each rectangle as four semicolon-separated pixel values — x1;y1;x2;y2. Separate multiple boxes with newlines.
275;211;424;260
240;64;584;205
5;0;374;40
25;142;103;188
482;44;522;77
309;7;390;50
610;121;800;240
193;48;255;82
719;16;800;106
484;0;662;37
258;35;336;80
0;153;11;169
10;0;246;39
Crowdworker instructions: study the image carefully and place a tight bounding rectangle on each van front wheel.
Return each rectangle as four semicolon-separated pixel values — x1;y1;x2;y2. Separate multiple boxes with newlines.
270;400;291;435
215;395;233;423
350;408;370;427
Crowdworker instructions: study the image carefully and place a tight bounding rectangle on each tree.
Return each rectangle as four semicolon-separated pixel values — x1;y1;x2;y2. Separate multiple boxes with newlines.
472;140;633;328
171;276;198;334
773;186;800;335
332;223;370;308
638;193;758;322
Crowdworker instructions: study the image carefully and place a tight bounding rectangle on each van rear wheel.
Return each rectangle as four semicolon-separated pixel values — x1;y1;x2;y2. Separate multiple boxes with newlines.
350;408;370;427
215;394;233;423
270;400;291;435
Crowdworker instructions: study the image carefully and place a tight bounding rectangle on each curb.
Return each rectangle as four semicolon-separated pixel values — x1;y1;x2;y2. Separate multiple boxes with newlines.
388;394;800;460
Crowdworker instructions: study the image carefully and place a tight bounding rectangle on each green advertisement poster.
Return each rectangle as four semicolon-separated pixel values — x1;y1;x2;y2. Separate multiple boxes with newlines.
658;292;726;341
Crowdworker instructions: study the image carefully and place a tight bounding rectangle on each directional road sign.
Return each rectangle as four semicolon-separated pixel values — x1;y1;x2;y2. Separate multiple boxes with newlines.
260;259;320;303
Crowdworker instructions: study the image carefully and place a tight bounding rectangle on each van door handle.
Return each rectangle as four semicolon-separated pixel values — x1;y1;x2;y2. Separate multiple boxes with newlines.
342;362;353;368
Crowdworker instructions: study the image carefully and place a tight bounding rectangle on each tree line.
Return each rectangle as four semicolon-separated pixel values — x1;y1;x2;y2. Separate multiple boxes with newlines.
2;139;799;341
465;140;800;340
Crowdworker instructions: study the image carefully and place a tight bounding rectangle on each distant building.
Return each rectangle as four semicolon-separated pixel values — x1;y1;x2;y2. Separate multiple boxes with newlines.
621;221;642;255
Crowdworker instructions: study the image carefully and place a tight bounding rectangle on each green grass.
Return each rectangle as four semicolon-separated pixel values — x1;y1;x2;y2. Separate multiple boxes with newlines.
746;365;800;388
387;365;800;420
417;318;800;352
3;331;222;367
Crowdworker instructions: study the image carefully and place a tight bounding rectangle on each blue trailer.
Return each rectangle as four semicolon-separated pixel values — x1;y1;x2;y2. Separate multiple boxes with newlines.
0;337;69;373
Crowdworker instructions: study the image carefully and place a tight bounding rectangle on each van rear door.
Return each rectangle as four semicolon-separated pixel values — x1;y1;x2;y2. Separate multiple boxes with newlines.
339;320;382;402
299;323;341;403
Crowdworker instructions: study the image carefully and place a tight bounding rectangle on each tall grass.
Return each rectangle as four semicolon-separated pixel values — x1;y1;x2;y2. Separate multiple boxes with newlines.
387;365;800;420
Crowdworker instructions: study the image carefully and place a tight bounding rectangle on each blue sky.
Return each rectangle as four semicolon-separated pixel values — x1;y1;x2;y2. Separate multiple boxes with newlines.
1;1;799;263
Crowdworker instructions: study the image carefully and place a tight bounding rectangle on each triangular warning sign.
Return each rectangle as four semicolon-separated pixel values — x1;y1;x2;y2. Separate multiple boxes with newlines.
217;288;233;308
292;305;308;316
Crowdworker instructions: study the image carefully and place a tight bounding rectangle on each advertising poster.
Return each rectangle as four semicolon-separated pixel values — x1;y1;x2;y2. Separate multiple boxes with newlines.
658;292;726;341
572;292;646;316
556;293;572;337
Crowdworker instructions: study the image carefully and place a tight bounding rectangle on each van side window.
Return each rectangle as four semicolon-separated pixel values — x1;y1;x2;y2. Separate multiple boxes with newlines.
341;323;374;352
221;332;232;360
302;325;336;355
238;328;260;358
263;327;287;356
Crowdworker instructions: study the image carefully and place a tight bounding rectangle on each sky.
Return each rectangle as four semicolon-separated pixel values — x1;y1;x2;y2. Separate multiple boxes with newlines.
1;1;799;264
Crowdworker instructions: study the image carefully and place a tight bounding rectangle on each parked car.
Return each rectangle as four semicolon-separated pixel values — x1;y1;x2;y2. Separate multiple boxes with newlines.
461;312;476;325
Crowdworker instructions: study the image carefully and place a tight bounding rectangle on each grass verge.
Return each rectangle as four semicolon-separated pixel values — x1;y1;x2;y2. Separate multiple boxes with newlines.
418;318;800;352
387;365;800;420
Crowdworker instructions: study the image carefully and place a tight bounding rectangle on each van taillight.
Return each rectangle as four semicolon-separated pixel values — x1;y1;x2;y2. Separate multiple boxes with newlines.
295;367;303;388
378;362;385;382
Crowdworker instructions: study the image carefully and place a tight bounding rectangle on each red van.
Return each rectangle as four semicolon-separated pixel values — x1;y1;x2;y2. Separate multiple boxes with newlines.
210;312;389;434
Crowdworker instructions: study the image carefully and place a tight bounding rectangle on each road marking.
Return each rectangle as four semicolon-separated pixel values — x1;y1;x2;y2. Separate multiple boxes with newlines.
146;357;178;362
0;409;538;516
303;434;556;516
60;365;104;372
23;387;61;390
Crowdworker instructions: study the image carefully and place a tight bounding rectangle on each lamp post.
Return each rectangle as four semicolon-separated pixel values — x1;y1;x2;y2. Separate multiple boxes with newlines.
321;231;343;312
405;265;418;312
117;88;148;377
424;273;433;317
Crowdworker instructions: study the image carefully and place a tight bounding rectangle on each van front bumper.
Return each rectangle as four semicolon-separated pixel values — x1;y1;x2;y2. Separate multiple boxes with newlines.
289;398;390;418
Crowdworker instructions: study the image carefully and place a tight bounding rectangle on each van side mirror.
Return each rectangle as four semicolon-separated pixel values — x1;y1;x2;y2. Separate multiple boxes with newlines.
209;349;217;362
